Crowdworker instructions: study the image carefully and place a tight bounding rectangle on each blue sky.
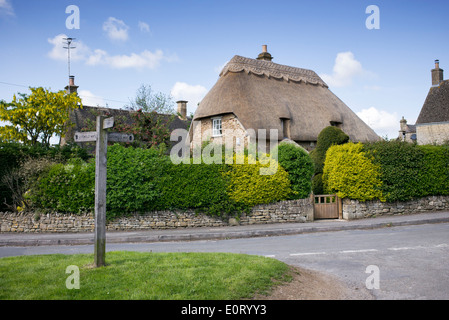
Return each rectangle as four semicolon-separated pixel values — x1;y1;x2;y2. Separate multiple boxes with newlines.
1;0;448;139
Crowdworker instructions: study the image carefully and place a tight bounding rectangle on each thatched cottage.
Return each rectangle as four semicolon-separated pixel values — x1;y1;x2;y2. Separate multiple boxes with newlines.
399;60;449;145
189;46;380;152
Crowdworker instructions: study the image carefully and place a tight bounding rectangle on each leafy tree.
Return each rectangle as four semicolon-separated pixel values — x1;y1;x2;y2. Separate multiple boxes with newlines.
0;87;82;146
126;84;175;114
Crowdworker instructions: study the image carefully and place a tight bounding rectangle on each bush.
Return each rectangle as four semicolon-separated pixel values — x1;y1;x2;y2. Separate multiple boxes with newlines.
310;126;349;194
0;142;90;211
273;142;314;199
224;154;292;207
29;158;95;213
323;143;384;201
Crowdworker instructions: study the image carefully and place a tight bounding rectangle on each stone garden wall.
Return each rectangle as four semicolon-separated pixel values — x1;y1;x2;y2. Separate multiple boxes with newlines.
3;195;449;233
342;195;449;220
0;199;313;233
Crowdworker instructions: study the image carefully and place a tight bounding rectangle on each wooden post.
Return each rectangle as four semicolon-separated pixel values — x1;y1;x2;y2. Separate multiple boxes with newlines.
94;116;107;267
74;116;133;268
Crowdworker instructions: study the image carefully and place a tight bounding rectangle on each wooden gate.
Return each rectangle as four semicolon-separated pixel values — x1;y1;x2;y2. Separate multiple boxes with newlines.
313;194;342;219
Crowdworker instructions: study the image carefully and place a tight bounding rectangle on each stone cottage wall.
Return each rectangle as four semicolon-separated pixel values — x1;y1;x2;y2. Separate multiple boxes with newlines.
190;114;249;151
0;199;313;233
416;122;449;145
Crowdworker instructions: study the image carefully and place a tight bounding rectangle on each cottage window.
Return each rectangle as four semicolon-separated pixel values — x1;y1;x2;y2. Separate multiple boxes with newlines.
212;117;222;136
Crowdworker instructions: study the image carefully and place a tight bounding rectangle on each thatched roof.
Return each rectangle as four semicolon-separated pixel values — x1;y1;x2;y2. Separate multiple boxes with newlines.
193;55;380;142
416;80;449;124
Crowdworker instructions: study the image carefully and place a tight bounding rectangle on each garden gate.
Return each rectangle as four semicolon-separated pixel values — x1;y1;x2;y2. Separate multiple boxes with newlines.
313;194;342;219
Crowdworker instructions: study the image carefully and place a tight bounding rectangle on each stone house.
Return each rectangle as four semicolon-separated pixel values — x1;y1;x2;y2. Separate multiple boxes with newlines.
399;60;449;145
60;76;190;148
189;46;380;152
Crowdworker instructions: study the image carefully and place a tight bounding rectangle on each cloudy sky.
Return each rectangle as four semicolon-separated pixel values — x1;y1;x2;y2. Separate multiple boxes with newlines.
1;0;448;139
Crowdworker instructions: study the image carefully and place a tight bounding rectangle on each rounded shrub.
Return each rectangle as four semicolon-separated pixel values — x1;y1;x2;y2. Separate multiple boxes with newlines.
273;142;314;199
310;126;349;194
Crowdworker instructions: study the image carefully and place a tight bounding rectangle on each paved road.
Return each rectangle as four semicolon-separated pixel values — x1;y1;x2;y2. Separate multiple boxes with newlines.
2;222;449;299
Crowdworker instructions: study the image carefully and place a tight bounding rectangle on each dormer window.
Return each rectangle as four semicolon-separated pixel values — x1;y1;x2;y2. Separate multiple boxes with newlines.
280;118;290;139
330;121;342;128
212;117;222;137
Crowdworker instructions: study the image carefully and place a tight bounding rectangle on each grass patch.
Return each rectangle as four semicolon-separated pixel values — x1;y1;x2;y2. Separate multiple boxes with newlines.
0;251;292;300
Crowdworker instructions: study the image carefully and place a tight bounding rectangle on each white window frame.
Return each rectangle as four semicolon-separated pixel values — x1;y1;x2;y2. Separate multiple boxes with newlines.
212;117;222;137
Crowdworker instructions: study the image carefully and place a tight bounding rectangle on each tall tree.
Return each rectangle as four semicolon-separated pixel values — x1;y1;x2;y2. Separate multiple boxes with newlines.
0;87;82;146
126;84;175;114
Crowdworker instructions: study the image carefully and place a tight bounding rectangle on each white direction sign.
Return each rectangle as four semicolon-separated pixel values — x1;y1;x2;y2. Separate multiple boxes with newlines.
103;117;114;129
74;131;97;142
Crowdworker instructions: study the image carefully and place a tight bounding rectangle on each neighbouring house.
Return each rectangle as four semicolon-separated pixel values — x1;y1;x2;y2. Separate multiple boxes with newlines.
399;60;449;145
60;76;191;149
189;45;380;152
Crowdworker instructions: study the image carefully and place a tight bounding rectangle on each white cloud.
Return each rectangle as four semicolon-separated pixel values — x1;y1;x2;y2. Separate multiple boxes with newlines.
78;90;106;107
103;17;130;42
47;34;90;62
357;107;399;139
0;0;14;16
87;49;172;70
106;50;165;69
321;52;369;87
138;21;151;33
171;82;208;115
48;34;175;71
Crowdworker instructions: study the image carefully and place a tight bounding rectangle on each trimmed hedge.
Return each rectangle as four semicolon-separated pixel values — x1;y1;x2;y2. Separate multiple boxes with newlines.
323;143;384;201
25;144;294;218
323;140;449;202
224;154;292;208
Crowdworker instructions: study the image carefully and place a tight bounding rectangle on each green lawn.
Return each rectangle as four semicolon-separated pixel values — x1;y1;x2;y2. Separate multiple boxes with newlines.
0;251;292;300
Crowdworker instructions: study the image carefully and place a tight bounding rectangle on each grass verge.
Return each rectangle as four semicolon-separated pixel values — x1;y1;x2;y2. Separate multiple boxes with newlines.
0;251;292;300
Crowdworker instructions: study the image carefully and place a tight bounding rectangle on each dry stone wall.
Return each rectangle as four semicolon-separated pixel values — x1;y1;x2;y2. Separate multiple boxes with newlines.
0;199;313;233
342;195;449;220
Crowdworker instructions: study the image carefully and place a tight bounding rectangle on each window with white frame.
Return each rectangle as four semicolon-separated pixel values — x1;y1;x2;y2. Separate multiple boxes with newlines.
212;117;222;137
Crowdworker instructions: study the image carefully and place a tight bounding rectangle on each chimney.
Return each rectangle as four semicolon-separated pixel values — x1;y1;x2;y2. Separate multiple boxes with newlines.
65;75;79;94
431;59;444;86
257;44;273;62
176;100;187;120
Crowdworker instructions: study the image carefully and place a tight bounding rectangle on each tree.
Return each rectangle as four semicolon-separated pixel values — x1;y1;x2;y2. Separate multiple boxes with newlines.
0;87;82;146
126;84;175;114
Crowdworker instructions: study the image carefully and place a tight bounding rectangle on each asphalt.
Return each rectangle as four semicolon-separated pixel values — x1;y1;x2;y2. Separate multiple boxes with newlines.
1;211;449;247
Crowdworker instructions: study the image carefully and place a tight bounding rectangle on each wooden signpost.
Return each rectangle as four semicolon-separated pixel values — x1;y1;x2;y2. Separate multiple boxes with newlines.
74;116;134;267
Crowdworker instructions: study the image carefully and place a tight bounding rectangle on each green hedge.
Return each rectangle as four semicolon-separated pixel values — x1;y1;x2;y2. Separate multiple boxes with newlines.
224;154;292;208
29;158;95;213
323;143;384;201
26;144;295;218
322;140;449;202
